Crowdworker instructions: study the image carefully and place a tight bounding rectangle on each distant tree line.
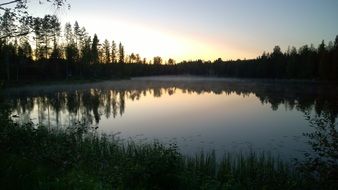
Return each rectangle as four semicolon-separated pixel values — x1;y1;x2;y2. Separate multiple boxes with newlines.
0;14;178;81
1;13;338;81
180;39;338;80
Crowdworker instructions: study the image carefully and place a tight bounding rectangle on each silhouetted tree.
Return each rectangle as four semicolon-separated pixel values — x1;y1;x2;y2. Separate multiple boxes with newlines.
65;42;78;77
270;46;284;78
332;35;338;80
19;40;32;60
91;34;99;64
103;39;110;64
78;26;88;58
286;46;297;78
50;38;62;60
73;21;80;48
33;15;60;59
81;36;91;65
0;10;15;80
64;22;73;44
135;54;141;63
0;0;67;39
130;53;136;63
98;44;104;64
318;40;330;80
118;42;124;64
153;56;162;65
111;40;117;63
167;58;175;65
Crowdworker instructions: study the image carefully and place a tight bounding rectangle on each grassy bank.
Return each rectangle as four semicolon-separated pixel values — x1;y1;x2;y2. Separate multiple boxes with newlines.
1;121;328;190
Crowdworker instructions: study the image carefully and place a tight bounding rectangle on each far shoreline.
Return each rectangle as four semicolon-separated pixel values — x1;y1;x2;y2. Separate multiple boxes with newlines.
2;75;337;96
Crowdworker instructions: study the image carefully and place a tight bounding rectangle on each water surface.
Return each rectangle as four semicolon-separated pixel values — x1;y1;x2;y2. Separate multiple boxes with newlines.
4;77;338;160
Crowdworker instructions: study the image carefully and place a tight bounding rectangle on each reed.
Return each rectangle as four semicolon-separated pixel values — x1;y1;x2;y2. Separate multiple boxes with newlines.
0;119;331;189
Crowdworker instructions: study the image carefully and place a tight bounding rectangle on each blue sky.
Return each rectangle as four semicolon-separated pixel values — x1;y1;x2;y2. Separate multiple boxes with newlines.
29;0;338;61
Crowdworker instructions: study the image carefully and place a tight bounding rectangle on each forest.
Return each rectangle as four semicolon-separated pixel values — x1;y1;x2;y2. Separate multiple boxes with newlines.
1;13;338;82
1;1;338;189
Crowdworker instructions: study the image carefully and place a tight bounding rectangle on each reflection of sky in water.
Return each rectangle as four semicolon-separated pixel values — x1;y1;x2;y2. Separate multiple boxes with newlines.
6;78;337;161
100;89;309;160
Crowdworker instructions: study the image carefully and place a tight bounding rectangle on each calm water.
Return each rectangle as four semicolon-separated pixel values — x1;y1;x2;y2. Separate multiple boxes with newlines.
3;77;338;160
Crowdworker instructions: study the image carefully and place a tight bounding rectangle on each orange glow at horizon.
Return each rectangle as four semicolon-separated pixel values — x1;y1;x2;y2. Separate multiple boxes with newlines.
64;16;257;62
27;0;338;63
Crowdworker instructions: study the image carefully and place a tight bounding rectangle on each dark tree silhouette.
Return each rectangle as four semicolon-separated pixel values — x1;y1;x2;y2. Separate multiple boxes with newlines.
1;18;337;82
91;34;99;65
118;42;124;64
153;56;162;65
167;58;175;65
103;39;110;64
0;0;68;39
81;36;91;65
298;112;338;188
111;40;117;63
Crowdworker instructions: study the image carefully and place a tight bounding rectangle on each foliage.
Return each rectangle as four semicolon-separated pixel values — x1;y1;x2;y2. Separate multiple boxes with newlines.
0;0;68;39
296;112;338;189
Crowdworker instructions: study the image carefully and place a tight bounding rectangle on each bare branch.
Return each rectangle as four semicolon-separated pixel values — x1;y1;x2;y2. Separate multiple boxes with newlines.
0;30;30;39
0;0;21;7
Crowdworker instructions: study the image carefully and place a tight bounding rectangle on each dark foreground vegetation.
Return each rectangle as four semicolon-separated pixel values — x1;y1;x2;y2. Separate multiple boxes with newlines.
1;100;337;190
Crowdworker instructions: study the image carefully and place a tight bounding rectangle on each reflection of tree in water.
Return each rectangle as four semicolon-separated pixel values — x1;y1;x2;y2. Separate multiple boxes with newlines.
49;92;66;127
112;91;118;118
119;91;125;116
166;87;176;96
153;88;162;97
104;90;112;119
5;81;338;128
8;89;125;128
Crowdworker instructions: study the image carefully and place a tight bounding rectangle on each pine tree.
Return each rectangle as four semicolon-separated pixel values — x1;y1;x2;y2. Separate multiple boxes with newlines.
130;53;136;63
135;54;141;63
81;36;91;65
91;34;99;64
103;39;110;64
20;40;32;60
318;40;329;79
168;58;175;65
118;42;124;64
78;26;88;58
33;15;60;59
153;56;162;65
64;22;73;44
0;10;15;80
74;21;80;46
111;40;117;63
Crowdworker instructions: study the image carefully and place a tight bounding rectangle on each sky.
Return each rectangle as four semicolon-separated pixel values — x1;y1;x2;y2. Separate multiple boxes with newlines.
28;0;338;62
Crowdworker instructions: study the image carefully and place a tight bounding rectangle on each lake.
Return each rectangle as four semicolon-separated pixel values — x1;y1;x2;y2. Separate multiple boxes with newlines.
3;76;338;161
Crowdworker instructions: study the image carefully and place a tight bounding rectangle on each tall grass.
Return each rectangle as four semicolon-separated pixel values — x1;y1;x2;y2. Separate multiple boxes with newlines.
0;118;332;189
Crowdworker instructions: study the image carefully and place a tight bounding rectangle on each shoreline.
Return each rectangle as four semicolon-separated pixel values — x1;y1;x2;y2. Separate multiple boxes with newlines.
3;75;336;91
